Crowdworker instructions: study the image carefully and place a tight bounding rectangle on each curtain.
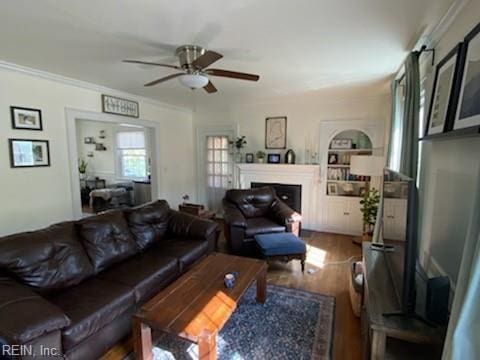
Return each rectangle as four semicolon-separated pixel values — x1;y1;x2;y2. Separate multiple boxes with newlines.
399;52;420;179
442;177;480;360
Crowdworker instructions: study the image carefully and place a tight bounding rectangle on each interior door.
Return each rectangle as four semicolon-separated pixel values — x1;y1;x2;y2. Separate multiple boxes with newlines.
204;134;233;214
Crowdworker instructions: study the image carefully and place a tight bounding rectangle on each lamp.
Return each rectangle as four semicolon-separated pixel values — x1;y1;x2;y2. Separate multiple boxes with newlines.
350;155;385;181
350;155;385;244
178;74;209;89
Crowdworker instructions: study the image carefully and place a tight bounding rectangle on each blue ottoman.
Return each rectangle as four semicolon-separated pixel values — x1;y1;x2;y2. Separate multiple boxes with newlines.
254;233;307;272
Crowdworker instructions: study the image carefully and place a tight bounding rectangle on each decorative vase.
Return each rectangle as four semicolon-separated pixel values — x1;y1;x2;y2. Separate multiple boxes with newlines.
234;150;243;163
79;173;86;180
257;158;265;163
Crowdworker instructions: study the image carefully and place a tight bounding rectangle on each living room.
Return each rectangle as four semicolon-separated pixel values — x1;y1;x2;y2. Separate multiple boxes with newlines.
1;1;479;359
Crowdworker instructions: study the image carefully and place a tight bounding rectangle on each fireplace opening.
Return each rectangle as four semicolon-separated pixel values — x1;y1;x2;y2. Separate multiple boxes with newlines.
251;182;302;214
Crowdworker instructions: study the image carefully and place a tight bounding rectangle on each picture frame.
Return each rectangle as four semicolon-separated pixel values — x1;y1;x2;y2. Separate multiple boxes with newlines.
330;139;352;149
245;153;254;163
454;22;480;130
10;106;43;131
265;116;287;149
9;139;50;168
425;43;465;136
327;182;338;196
267;153;281;164
328;153;339;164
102;94;139;118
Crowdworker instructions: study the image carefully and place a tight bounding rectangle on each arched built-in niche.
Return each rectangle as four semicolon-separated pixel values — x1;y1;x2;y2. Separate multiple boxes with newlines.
326;129;373;197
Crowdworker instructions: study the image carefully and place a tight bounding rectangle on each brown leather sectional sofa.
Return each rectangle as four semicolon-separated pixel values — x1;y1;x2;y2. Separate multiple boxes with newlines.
0;200;219;359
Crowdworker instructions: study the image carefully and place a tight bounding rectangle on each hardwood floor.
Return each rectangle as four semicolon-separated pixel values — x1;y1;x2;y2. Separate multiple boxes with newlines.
102;230;363;360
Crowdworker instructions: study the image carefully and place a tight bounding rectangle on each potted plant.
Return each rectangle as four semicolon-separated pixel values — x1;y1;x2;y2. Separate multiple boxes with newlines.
359;188;380;242
256;151;266;163
78;158;88;180
229;136;247;162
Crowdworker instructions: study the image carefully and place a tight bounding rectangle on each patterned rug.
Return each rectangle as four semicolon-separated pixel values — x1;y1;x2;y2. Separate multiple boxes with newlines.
141;284;335;360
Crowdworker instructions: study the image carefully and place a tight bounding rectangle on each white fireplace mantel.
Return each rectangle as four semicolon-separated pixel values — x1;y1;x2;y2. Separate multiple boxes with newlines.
235;163;320;229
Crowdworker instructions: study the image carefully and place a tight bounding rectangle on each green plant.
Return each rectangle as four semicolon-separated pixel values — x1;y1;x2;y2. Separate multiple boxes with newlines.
256;151;266;159
359;188;380;235
229;136;247;150
78;158;88;174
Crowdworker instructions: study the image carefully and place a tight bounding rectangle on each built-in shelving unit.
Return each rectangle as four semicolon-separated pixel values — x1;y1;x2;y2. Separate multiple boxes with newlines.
326;130;373;198
319;120;385;236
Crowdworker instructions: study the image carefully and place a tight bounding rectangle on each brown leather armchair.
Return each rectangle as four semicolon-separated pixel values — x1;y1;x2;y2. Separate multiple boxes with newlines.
223;187;302;255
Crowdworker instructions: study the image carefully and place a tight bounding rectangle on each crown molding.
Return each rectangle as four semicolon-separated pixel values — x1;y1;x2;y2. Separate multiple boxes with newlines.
422;0;471;49
396;0;470;77
0;60;192;115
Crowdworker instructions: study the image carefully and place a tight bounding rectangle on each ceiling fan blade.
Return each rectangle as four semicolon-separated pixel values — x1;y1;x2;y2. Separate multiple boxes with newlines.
144;73;183;87
206;69;259;81
123;59;181;70
203;81;217;93
191;51;223;69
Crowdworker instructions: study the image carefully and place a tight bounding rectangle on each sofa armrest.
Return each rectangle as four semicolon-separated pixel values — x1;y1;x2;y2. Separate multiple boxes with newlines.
0;276;70;345
270;199;302;225
168;210;219;251
223;200;247;228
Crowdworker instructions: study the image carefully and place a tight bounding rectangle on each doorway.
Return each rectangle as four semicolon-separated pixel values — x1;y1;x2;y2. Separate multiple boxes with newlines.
66;109;161;219
196;125;236;215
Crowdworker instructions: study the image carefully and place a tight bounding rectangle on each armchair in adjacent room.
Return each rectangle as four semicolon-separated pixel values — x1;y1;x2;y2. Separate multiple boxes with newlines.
223;186;302;255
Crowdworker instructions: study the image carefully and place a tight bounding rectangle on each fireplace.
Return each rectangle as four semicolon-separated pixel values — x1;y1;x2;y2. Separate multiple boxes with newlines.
251;182;302;214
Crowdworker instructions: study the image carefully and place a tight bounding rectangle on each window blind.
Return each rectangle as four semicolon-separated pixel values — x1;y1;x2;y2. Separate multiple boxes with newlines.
116;131;145;149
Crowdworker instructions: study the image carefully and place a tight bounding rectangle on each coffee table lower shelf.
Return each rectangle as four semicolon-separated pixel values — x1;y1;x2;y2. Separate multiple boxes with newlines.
133;253;267;360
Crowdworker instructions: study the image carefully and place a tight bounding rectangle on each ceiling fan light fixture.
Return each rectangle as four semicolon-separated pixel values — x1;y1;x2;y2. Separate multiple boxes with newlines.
178;73;209;89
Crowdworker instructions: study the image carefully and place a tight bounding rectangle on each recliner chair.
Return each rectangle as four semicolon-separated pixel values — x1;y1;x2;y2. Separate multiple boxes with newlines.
223;186;302;255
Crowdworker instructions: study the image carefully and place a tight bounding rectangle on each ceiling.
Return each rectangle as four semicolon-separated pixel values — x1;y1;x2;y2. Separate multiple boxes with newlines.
0;0;455;109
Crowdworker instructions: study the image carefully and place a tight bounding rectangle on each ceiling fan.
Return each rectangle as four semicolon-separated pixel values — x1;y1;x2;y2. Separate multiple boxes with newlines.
123;45;260;93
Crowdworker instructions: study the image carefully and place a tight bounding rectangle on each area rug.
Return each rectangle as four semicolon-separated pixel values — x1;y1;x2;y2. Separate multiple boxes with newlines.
140;284;335;360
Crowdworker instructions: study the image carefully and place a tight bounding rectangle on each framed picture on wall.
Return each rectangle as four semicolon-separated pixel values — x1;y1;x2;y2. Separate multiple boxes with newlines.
454;22;480;130
265;116;287;149
425;43;466;136
9;139;50;168
10;106;43;131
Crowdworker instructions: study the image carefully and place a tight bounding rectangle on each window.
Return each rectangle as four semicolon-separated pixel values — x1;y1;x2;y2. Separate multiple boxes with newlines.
388;78;405;172
116;131;147;179
206;136;230;189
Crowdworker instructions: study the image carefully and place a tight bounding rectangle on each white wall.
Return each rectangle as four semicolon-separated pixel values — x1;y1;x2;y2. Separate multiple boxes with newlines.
0;66;195;236
194;91;390;207
76;119;116;182
194;93;390;162
418;0;480;286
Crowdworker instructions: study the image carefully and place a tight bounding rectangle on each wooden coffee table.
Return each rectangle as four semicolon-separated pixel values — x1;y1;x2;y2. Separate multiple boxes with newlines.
133;252;268;360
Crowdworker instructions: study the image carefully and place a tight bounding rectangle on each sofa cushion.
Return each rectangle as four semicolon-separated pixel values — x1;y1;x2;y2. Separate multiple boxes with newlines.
46;278;135;350
255;232;306;256
98;253;178;303
224;187;276;218
124;200;171;250
0;222;94;289
244;218;286;238
76;211;138;273
156;239;208;272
